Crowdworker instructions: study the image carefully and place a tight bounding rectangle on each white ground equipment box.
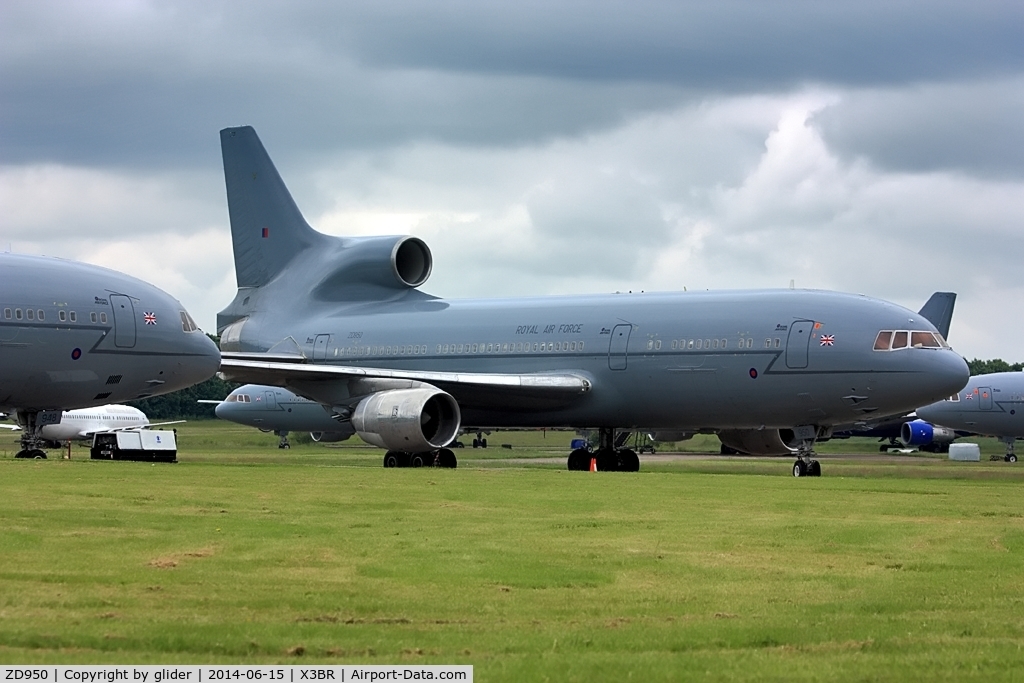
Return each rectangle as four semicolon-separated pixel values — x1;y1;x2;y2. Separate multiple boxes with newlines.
90;430;177;463
948;443;981;462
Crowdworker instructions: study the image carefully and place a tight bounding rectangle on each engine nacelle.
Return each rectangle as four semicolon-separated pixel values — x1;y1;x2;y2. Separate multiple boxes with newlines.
310;431;353;443
900;419;956;447
311;235;433;302
351;388;461;452
718;428;797;456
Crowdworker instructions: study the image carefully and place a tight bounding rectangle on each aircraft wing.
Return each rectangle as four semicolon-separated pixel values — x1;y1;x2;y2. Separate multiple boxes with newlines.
0;424;21;431
219;355;592;410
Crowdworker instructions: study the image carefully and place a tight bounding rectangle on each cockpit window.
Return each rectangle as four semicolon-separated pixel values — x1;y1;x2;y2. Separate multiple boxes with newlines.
911;331;941;348
226;393;251;403
945;393;960;402
874;330;948;351
180;311;198;333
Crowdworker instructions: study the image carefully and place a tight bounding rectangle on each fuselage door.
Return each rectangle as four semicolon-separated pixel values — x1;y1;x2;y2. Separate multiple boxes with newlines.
109;294;136;348
609;324;632;371
785;319;814;369
979;387;993;410
313;334;330;362
262;390;278;410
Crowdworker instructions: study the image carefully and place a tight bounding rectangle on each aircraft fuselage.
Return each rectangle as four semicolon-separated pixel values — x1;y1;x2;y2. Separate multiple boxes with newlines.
0;253;220;413
224;287;968;432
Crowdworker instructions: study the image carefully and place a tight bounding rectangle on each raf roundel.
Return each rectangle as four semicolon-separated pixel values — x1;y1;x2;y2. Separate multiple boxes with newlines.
749;368;758;379
71;348;82;360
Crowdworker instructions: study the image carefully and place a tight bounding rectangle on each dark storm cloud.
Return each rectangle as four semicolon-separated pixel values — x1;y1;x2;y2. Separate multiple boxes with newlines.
328;0;1023;85
1;0;1021;170
812;80;1024;179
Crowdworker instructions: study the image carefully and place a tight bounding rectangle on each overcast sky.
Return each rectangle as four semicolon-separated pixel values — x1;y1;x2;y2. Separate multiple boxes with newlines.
2;0;1022;360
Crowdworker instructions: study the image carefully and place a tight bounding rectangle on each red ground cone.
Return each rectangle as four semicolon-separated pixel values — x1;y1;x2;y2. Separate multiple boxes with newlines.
590;457;597;472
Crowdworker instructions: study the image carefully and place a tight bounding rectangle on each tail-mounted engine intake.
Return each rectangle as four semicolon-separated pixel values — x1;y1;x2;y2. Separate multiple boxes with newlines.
900;419;956;447
311;235;433;301
351;387;461;452
718;428;798;456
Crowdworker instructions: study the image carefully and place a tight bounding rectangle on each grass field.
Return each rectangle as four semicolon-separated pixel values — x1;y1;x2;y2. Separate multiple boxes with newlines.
1;422;1023;681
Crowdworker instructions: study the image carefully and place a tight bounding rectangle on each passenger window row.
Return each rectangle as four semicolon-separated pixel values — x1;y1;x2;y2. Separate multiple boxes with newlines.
2;307;109;324
330;340;588;357
667;338;728;350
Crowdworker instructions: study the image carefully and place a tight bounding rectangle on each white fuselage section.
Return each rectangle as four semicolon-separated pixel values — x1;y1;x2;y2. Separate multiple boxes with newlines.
40;404;149;441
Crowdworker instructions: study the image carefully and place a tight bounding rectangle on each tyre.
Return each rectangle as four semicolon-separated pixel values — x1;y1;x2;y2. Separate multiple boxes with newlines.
383;451;401;468
437;448;457;468
809;460;821;477
618;449;640;472
793;460;806;477
567;448;589;470
410;453;427;468
1009;454;1017;463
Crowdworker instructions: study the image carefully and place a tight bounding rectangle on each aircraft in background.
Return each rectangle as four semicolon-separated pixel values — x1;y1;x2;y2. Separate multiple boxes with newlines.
916;372;1024;462
201;384;352;449
213;126;969;476
0;253;220;458
2;404;183;456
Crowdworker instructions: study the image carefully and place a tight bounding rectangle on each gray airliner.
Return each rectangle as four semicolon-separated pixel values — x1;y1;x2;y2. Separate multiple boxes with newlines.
917;372;1024;462
210;384;351;448
214;126;969;475
0;253;220;458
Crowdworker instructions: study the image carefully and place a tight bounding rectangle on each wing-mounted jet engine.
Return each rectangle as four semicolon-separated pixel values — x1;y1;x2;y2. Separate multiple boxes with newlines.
718;428;797;457
899;419;957;452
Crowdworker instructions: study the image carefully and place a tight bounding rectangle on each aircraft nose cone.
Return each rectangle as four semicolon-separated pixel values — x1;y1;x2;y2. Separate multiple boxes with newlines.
932;352;970;399
189;334;222;385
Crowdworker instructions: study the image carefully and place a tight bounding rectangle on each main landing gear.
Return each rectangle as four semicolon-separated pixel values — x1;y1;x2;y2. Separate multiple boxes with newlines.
276;430;290;449
13;410;48;460
567;428;640;472
383;448;458;469
791;426;821;477
1000;437;1017;463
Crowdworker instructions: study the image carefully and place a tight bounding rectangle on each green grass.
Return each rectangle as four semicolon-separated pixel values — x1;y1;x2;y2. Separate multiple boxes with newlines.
1;422;1023;680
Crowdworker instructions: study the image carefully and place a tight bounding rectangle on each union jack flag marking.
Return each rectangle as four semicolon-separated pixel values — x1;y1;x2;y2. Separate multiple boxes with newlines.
143;312;157;325
819;334;835;346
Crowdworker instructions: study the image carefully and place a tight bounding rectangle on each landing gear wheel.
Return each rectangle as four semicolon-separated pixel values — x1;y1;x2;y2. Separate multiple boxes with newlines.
793;460;807;477
410;453;428;468
1006;454;1017;463
595;449;617;472
808;460;821;477
383;451;405;468
472;438;480;448
480;438;487;448
567;448;590;471
437;448;457;468
617;449;640;472
279;443;290;449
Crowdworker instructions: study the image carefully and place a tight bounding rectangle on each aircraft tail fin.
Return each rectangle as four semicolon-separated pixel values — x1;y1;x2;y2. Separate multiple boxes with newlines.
220;126;326;288
918;292;956;340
